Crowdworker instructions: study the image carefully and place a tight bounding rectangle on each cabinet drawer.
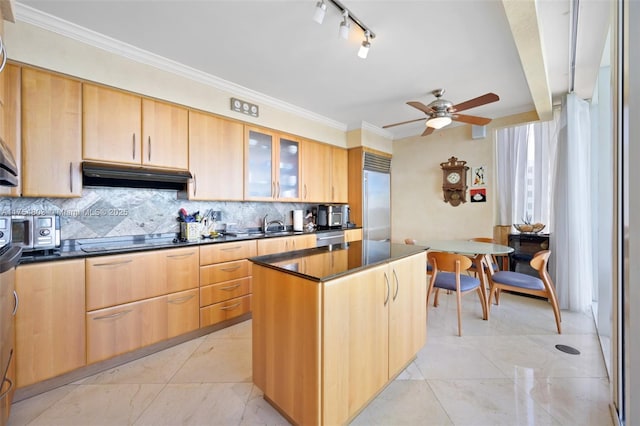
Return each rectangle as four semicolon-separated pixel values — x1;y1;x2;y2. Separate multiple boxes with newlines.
200;241;257;265
167;289;199;339
87;295;168;364
200;294;251;328
199;259;251;285
86;247;198;310
200;277;251;307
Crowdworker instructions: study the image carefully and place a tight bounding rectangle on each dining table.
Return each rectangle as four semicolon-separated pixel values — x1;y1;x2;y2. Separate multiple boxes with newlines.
420;239;514;320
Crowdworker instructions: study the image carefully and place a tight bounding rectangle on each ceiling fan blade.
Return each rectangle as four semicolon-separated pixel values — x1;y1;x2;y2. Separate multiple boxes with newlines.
407;101;435;114
451;114;492;126
382;117;427;129
450;93;499;112
421;126;435;137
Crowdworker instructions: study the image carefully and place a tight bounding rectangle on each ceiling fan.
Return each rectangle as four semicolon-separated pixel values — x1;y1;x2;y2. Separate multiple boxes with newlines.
383;89;500;136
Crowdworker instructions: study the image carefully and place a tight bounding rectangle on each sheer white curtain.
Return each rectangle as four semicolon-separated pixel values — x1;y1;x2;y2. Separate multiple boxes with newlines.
496;125;530;226
550;93;593;312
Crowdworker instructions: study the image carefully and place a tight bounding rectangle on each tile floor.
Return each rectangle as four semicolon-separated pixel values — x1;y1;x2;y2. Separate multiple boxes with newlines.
8;292;613;425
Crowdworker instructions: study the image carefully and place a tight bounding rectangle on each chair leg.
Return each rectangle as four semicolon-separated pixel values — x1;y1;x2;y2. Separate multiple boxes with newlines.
433;288;441;307
547;289;562;334
476;287;487;320
456;289;462;336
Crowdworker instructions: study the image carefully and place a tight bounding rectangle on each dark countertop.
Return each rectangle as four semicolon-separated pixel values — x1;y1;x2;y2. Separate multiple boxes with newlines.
16;228;362;265
248;240;427;282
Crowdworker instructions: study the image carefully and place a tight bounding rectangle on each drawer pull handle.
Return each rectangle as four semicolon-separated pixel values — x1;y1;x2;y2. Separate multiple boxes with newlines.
220;302;241;311
12;290;18;316
220;266;241;272
221;246;242;251
93;310;132;320
220;283;242;291
93;259;133;267
168;294;195;304
167;252;195;259
132;133;136;159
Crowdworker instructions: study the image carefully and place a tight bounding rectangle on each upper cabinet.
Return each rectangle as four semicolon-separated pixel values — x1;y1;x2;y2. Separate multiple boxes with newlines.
83;83;188;170
188;110;244;200
245;126;300;201
0;64;21;197
21;68;82;198
301;140;348;203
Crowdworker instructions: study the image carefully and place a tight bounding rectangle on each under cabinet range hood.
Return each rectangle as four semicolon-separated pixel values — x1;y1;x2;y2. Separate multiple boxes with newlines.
82;162;192;190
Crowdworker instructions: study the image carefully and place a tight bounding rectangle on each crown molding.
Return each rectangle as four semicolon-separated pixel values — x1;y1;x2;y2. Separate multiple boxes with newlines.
14;3;348;132
360;121;395;140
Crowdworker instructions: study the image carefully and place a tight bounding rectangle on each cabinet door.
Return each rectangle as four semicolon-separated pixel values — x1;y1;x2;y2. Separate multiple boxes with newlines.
15;260;86;388
277;136;300;200
200;277;251;307
331;147;349;203
188;111;244;200
200;240;257;265
21;68;82;197
289;234;316;251
83;83;141;164
388;254;427;377
86;295;168;364
0;64;21;197
322;263;389;424
199;259;252;286
344;228;363;242
163;247;199;293
301;140;331;202
256;237;289;256
141;98;188;169
245;127;276;200
200;294;251;328
167;289;199;338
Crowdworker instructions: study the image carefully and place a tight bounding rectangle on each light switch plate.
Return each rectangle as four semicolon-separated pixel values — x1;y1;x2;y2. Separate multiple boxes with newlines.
230;97;259;117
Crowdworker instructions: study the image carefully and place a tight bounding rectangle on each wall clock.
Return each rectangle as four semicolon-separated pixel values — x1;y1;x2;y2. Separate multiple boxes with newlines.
440;156;469;206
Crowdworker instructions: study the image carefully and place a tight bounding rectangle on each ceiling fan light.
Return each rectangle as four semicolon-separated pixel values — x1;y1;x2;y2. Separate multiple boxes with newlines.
312;1;327;24
426;116;452;129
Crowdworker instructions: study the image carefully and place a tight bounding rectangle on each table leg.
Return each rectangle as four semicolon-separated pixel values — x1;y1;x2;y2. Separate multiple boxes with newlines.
473;255;489;320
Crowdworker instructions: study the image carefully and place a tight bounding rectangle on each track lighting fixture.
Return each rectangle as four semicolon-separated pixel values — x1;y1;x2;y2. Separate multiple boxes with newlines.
312;0;327;24
312;0;376;58
338;10;350;39
358;30;371;58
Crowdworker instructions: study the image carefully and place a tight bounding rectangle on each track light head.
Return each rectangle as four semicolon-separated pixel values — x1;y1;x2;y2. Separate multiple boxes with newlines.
358;30;371;58
339;10;350;39
312;0;327;24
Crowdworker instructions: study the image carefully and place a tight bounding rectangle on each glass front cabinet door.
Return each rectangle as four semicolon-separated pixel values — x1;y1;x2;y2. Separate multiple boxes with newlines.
245;127;300;201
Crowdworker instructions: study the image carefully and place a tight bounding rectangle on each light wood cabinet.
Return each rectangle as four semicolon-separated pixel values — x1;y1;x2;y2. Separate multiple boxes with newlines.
167;289;200;339
245;126;300;201
0;64;20;197
344;228;363;242
187;110;244;200
83;83;188;170
252;251;426;425
331;146;348;203
15;260;86;388
21;68;82;197
141;98;188;169
301;139;331;202
256;234;316;256
301;141;348;203
86;247;198;310
199;241;255;328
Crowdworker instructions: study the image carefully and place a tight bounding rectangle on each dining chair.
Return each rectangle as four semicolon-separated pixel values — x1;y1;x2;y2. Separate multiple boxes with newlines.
427;251;485;336
488;250;562;334
404;238;433;272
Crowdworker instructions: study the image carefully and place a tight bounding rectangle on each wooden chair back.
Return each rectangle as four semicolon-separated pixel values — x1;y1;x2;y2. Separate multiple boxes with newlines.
427;251;473;274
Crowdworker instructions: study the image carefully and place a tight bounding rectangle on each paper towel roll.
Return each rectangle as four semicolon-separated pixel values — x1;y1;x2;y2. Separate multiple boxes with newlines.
293;210;303;231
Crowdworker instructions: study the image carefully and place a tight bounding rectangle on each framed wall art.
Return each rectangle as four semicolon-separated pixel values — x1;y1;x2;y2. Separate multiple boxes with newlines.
471;166;486;187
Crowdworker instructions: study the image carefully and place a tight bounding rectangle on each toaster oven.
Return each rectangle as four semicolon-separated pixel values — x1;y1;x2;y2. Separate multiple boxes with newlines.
0;215;61;252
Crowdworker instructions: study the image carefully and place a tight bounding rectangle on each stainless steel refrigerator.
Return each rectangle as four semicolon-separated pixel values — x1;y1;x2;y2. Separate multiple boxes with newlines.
363;153;391;242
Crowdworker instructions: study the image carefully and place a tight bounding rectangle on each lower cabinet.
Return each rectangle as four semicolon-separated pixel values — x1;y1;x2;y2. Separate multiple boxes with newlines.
15;260;86;388
199;242;256;328
87;288;199;364
256;234;316;256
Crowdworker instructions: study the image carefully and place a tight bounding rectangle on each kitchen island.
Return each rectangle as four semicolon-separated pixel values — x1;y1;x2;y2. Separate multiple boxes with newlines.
250;240;427;425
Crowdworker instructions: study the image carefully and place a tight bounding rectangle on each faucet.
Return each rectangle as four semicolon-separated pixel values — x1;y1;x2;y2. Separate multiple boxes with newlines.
263;214;284;233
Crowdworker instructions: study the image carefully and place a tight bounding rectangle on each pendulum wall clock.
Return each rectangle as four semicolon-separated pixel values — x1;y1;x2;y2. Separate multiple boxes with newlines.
440;156;469;206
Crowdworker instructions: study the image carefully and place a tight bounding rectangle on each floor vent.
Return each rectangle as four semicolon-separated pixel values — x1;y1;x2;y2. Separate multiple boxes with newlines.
555;344;581;355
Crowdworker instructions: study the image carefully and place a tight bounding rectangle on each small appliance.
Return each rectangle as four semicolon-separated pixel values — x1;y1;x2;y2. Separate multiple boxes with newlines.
1;215;61;252
317;205;343;230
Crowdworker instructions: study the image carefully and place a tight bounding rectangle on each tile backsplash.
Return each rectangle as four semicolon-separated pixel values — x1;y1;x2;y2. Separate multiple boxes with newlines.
0;187;318;240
